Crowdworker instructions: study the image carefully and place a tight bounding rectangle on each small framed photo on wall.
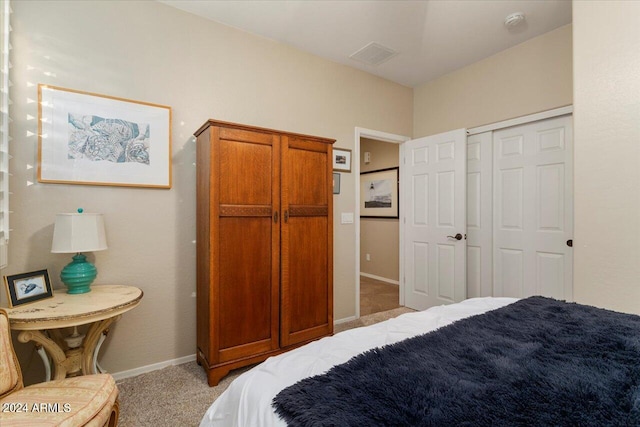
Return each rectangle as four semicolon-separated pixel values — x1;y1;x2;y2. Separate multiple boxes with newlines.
4;270;53;307
333;148;352;172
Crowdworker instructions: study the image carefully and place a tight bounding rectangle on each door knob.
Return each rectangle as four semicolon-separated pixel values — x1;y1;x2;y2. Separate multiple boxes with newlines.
447;233;463;241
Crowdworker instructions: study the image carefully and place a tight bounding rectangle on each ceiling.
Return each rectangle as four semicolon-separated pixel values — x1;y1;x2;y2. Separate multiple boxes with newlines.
158;0;572;88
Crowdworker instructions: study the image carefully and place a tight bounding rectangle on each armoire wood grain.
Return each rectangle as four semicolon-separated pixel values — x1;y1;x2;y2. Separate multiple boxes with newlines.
195;120;334;386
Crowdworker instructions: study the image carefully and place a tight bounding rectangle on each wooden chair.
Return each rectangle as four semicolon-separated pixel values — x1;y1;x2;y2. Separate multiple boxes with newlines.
0;308;119;426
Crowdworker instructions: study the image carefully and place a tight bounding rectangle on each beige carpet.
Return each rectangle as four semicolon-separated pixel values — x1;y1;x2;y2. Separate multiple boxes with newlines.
360;275;401;315
117;306;414;426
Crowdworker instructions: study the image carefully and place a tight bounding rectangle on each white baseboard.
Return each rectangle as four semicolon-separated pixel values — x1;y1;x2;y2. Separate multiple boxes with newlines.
112;311;379;380
334;315;356;325
360;272;399;285
112;353;196;382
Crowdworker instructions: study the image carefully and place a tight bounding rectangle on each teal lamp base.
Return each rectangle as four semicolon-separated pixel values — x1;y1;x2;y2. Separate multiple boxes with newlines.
60;253;97;294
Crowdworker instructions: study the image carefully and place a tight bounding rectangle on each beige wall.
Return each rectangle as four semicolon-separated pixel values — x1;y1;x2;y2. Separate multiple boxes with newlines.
573;1;640;314
7;0;412;380
360;138;399;281
413;24;573;137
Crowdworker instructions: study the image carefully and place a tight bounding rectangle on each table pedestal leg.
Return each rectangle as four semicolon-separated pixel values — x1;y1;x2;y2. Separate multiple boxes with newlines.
34;345;52;382
94;332;107;373
82;315;120;375
18;330;68;380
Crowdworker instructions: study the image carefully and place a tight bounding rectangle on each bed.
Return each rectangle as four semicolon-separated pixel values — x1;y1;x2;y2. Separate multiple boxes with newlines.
200;296;640;426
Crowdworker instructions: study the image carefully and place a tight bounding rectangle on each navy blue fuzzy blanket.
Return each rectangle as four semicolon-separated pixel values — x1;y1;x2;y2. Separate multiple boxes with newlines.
273;297;640;426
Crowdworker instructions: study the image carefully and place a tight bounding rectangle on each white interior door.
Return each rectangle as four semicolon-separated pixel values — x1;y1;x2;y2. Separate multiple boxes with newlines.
466;131;493;298
493;115;573;300
403;129;466;310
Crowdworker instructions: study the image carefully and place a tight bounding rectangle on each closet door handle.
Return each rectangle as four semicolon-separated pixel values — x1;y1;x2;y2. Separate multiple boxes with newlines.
284;210;289;223
447;233;463;241
273;211;279;223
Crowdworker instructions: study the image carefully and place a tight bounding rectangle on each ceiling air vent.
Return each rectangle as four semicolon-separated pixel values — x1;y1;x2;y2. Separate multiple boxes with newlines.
349;42;397;66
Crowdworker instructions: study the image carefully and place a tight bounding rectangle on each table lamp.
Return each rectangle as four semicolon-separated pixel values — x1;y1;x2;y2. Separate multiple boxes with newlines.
51;208;107;294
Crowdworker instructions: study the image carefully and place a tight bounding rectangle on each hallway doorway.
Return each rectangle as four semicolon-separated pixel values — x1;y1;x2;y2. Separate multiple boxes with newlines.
354;127;410;319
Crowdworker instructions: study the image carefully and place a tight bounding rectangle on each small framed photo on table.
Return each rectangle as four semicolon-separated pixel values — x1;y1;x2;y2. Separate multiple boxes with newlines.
4;270;53;307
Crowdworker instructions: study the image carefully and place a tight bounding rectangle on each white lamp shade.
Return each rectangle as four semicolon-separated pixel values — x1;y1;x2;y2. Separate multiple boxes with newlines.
51;213;108;253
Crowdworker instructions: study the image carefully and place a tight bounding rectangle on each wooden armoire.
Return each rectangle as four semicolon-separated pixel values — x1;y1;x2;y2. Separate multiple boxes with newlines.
194;120;335;386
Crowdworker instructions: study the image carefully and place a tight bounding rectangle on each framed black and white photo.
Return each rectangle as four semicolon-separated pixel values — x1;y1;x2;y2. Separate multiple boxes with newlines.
333;148;352;172
4;269;53;307
38;84;172;188
360;167;399;218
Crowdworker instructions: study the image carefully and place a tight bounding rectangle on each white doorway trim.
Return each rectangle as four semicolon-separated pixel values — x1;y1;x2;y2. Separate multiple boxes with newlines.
354;127;410;319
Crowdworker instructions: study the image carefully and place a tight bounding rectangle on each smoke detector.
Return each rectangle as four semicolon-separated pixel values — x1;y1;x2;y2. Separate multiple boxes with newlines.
504;12;525;28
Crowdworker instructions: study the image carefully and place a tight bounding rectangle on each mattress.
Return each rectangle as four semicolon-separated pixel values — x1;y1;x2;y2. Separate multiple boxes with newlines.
199;297;518;427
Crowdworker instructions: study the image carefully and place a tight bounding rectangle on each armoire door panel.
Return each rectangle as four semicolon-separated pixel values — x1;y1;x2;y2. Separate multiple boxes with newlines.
219;138;275;205
218;217;278;353
284;216;329;335
285;147;328;206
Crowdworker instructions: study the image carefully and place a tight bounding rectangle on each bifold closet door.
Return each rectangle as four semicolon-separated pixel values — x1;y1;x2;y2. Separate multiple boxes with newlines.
466;131;493;299
212;126;281;363
280;136;333;347
493;115;573;300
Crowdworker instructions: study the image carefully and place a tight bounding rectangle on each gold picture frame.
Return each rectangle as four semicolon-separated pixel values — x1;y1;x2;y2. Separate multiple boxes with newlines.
333;148;352;172
38;84;172;188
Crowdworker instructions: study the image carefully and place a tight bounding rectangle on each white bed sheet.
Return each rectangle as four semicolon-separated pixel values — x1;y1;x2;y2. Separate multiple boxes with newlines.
200;297;518;427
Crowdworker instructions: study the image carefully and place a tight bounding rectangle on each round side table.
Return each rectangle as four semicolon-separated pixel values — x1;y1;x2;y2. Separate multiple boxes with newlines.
4;285;143;381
